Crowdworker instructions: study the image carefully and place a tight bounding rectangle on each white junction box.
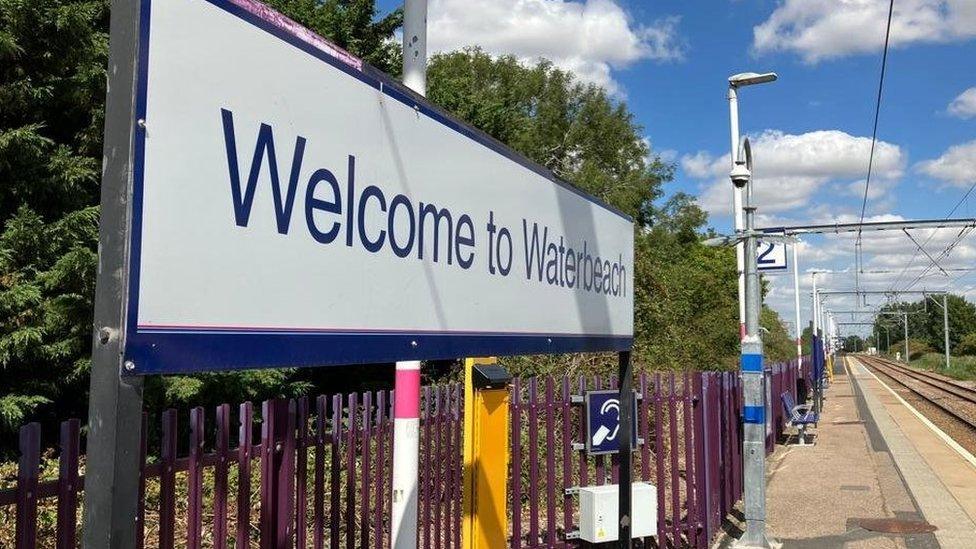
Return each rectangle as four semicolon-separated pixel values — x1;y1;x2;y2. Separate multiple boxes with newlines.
579;482;657;542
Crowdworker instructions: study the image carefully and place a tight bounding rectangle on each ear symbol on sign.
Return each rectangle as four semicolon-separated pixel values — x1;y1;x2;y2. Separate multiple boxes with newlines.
590;399;621;446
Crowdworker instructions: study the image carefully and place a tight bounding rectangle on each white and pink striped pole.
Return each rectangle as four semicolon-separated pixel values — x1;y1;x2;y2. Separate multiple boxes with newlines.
391;360;421;548
392;3;426;547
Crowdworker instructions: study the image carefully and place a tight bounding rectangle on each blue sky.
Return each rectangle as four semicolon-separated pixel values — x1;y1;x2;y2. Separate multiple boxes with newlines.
375;0;976;335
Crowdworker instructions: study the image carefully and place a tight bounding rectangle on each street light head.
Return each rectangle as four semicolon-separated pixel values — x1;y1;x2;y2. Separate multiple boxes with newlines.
730;162;751;188
729;71;778;88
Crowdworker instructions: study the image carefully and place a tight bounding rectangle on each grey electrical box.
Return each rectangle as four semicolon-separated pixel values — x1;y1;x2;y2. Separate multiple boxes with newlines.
579;483;657;542
471;363;511;390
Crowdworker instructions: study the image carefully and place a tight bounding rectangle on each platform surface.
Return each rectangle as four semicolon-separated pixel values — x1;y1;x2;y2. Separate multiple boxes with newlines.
760;356;976;548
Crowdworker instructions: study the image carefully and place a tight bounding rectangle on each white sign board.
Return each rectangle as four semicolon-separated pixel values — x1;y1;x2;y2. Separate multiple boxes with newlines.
123;0;634;374
756;241;788;271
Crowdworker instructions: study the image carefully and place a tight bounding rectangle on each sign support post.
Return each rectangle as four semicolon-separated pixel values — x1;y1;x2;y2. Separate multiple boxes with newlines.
82;0;145;545
616;350;634;547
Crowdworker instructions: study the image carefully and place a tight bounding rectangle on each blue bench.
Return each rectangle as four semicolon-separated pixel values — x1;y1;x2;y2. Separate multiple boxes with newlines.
781;392;818;446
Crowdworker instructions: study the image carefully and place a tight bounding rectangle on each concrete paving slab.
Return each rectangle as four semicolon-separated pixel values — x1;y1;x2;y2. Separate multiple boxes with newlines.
762;363;937;548
849;357;976;548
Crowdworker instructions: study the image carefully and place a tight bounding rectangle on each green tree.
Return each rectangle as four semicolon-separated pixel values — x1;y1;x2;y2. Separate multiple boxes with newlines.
0;0;109;433
761;306;796;363
800;325;813;355
872;295;976;356
427;48;668;225
841;335;865;353
634;194;739;371
260;0;402;74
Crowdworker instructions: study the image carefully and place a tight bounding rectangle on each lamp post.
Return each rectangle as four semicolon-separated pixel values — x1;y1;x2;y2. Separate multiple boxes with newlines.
728;72;777;340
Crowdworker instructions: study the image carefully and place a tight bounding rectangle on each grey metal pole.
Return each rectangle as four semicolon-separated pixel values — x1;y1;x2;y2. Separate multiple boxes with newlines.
402;0;427;95
943;295;950;370
617;350;633;547
904;312;909;363
83;0;145;545
738;198;772;548
792;243;803;362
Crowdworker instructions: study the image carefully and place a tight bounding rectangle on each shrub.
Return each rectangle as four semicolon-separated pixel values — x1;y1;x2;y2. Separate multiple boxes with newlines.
954;333;976;356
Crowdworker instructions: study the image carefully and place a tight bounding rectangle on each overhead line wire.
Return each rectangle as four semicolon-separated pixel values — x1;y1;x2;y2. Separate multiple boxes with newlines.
855;0;896;295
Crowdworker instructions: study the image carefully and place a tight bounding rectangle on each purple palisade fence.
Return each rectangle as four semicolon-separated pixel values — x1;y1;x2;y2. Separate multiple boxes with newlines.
2;366;809;548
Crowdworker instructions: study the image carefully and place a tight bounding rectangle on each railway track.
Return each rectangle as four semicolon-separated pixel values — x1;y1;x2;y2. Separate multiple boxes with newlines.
858;354;976;433
865;356;976;403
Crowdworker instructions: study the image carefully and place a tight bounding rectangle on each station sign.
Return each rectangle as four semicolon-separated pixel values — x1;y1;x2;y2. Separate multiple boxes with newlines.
585;390;639;455
757;241;788;271
122;0;634;374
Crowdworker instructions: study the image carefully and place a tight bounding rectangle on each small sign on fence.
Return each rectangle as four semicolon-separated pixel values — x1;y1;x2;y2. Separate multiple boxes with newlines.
585;390;639;455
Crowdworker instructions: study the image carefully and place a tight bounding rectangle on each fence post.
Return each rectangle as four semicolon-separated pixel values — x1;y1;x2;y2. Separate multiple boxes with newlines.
15;423;40;549
347;393;359;549
296;397;309;549
692;373;707;548
137;413;148;549
260;398;296;548
57;419;81;549
237;402;254;548
214;404;230;547
693;374;711;541
710;374;723;531
160;410;177;549
653;372;666;544
187;407;204;549
682;372;698;548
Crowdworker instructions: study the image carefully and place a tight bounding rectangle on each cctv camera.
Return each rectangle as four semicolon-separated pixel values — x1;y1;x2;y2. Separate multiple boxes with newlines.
730;162;751;188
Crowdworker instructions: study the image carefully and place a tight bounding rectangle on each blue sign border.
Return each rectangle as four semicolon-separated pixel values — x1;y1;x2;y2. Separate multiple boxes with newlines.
123;0;634;374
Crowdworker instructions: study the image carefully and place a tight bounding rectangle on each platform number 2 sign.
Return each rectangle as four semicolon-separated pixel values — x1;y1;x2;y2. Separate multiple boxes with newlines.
757;241;788;271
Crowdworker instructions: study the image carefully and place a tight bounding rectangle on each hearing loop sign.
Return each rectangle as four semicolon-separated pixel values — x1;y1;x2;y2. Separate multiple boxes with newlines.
585;390;639;455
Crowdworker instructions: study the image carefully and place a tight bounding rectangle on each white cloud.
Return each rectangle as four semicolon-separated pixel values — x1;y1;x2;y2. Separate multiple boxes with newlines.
916;139;976;187
683;130;905;215
948;87;976;119
752;0;976;63
427;0;683;94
